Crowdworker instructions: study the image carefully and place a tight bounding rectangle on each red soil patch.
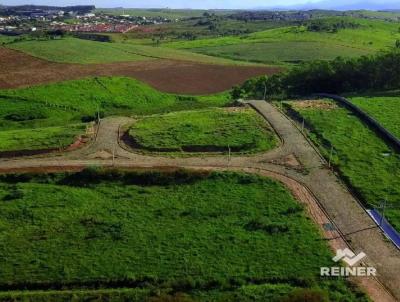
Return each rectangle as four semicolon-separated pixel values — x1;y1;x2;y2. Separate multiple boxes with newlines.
0;47;281;94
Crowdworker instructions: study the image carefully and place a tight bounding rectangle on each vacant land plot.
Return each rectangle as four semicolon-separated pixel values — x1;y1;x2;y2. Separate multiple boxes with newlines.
129;108;277;154
350;95;400;139
0;170;367;301
0;48;278;94
191;41;372;63
0;124;85;152
286;100;400;231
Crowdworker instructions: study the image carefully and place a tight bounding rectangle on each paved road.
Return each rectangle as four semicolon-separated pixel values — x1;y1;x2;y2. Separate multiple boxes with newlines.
0;102;398;301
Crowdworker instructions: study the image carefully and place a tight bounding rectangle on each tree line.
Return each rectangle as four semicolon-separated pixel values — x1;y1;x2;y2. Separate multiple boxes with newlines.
232;49;400;99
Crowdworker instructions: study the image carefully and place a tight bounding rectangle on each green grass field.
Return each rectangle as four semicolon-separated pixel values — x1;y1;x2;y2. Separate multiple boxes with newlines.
165;18;399;63
286;100;400;231
0;124;85;152
0;170;367;301
191;41;372;64
0;77;231;152
7;37;254;65
129;108;277;154
350;95;400;139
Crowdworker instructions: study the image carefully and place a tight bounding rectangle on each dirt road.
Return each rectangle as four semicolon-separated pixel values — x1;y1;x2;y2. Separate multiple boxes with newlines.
0;101;398;301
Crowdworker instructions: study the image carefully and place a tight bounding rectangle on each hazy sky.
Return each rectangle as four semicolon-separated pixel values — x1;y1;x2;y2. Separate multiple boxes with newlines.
1;0;400;9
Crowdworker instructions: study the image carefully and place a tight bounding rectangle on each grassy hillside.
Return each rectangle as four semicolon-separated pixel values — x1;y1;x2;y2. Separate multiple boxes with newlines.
191;41;372;64
7;37;254;65
286;99;400;231
0;77;231;151
350;95;400;139
129;108;277;154
0;170;367;301
165;18;399;63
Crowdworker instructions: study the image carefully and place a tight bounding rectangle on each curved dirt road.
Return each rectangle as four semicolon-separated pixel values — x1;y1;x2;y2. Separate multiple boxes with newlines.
0;101;398;301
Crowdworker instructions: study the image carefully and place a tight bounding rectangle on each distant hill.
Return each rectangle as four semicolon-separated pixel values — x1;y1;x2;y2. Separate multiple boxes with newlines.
260;1;400;11
0;5;95;14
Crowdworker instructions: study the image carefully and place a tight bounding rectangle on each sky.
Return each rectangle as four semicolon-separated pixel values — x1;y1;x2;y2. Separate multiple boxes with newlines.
1;0;400;10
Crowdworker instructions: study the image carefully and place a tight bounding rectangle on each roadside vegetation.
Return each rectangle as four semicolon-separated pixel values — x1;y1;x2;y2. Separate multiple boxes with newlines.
0;169;368;301
128;108;277;154
285;100;400;231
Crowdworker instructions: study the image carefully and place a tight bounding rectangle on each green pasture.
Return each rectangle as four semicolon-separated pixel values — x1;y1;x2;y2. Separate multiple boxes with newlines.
0;170;368;301
165;18;399;63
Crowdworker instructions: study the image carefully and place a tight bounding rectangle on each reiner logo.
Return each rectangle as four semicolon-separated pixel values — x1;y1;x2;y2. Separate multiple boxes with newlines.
320;249;376;277
332;248;366;266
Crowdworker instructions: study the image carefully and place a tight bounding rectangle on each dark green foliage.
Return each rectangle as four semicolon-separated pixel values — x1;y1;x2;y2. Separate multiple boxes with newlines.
235;50;400;98
306;19;360;33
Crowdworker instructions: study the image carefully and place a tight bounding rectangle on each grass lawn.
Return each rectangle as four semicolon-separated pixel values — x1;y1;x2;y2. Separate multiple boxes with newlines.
286;100;400;231
7;37;254;65
129;108;277;154
0;77;231;152
0;169;367;301
349;95;400;139
190;41;372;64
0;124;85;152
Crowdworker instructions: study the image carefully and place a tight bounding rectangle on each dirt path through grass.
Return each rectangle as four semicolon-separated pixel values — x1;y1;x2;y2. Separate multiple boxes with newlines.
0;102;398;301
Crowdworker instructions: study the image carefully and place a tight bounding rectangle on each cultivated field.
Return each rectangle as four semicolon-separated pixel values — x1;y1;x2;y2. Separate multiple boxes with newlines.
0;170;368;301
128;108;277;154
7;37;254;65
286;99;400;231
0;48;278;94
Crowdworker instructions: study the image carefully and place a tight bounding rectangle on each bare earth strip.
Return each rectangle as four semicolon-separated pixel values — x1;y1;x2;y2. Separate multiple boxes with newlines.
0;102;398;301
0;47;280;94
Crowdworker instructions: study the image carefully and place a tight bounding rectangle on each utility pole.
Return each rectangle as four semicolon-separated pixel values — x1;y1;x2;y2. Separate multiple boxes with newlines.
97;105;101;124
228;145;231;164
112;147;115;166
380;199;387;227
